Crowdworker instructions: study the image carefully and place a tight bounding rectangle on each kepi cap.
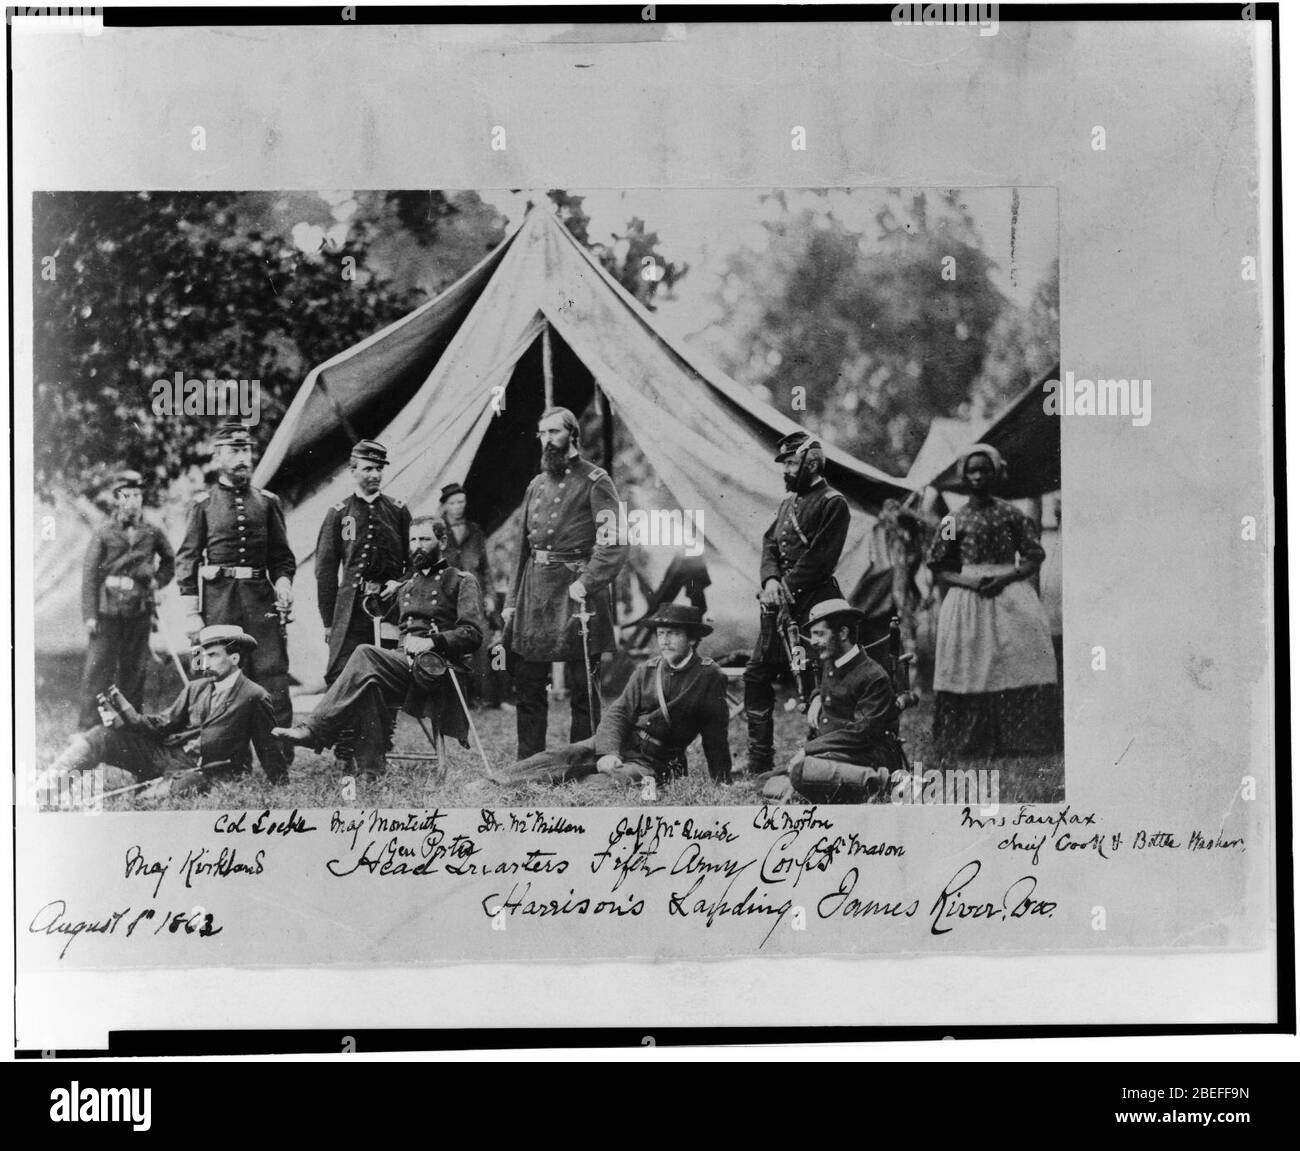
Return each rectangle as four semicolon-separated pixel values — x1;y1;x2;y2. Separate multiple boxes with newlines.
112;469;145;492
439;482;466;502
775;430;821;463
350;439;389;466
212;420;256;448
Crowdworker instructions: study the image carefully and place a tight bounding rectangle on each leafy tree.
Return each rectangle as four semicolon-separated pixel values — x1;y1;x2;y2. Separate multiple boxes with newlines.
32;191;427;499
31;187;687;502
705;189;1052;476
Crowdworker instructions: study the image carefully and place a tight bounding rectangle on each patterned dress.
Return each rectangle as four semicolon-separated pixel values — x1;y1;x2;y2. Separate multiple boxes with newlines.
926;497;1059;758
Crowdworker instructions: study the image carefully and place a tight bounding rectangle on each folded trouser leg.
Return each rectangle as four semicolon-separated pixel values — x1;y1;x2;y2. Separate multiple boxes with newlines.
305;645;413;747
494;738;599;786
87;725;193;781
349;685;391;779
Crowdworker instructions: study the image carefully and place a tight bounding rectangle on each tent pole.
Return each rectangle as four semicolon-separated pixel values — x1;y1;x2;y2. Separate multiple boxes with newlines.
599;388;614;472
542;324;554;408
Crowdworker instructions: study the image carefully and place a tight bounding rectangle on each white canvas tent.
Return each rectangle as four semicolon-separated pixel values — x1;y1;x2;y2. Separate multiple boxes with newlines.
254;205;912;686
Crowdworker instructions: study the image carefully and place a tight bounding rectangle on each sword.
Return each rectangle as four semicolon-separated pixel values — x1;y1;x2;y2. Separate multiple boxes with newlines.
572;600;600;727
444;662;493;777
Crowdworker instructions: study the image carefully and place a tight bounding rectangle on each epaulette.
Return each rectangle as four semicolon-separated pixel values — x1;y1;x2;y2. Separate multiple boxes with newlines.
193;491;210;504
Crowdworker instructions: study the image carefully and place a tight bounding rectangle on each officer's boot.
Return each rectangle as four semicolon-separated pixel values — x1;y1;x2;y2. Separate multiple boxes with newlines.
34;734;99;805
742;676;776;776
333;727;357;775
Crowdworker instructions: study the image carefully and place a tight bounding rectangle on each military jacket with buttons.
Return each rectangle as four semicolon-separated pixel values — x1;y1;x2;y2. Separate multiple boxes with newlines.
175;483;296;678
804;647;903;771
506;456;628;662
177;481;296;595
759;477;850;621
315;491;411;669
82;514;175;619
398;561;485;658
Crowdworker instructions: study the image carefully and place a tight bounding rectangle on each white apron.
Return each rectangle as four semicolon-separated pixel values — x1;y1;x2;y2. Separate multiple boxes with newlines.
933;564;1058;694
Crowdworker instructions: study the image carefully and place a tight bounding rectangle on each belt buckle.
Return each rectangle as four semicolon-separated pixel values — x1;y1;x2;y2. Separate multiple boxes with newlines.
231;566;255;579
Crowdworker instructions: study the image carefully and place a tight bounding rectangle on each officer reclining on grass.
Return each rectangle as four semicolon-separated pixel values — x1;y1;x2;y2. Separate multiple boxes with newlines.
757;598;905;804
39;625;288;801
489;604;732;794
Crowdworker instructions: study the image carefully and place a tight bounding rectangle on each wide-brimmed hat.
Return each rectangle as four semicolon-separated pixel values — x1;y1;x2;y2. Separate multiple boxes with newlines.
196;624;258;654
350;439;389;466
636;603;713;637
805;597;865;628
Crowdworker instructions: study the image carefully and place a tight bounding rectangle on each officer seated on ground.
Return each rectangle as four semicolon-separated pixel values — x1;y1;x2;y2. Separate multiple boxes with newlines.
39;625;288;802
488;604;731;795
757;598;905;804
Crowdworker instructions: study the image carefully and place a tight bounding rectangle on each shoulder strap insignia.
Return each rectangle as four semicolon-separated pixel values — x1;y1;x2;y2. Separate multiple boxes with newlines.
193;491;210;505
332;499;347;512
259;488;281;503
587;465;609;483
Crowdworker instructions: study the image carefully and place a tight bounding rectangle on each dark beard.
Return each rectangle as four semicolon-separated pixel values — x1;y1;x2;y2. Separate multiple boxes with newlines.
541;444;569;476
223;469;251;491
784;466;820;494
411;546;440;571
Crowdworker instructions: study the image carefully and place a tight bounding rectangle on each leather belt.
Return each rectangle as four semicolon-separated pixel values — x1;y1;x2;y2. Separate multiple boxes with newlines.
200;565;266;580
633;727;685;761
531;549;589;565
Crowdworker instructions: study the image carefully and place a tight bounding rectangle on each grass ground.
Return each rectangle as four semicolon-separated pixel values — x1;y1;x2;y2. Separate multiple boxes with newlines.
33;653;1064;811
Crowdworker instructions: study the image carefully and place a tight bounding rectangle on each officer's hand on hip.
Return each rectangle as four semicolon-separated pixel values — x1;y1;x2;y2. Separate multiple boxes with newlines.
184;614;205;641
759;579;784;609
274;577;293;610
323;630;332;646
85;618;99;638
404;635;434;656
500;606;515;624
568;579;587;603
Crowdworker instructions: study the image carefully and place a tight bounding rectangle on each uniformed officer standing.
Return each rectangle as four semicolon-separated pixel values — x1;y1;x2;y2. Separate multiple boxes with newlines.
78;470;176;728
502;406;628;759
315;440;410;766
176;421;297;732
743;431;851;775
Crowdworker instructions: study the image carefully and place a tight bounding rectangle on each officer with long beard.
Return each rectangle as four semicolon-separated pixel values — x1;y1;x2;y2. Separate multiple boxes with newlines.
501;406;628;759
743;431;850;776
